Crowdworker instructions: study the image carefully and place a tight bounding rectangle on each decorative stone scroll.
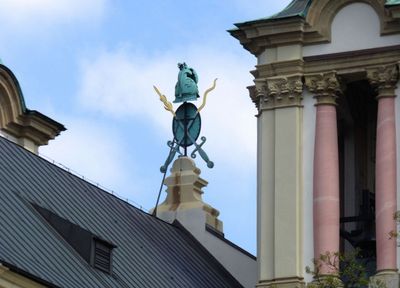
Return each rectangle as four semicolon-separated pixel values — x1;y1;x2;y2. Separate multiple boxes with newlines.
251;79;268;110
253;75;303;111
367;64;399;98
304;72;342;105
247;85;258;109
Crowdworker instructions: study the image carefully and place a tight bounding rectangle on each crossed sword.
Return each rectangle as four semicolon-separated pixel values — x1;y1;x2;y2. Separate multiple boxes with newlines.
153;79;217;172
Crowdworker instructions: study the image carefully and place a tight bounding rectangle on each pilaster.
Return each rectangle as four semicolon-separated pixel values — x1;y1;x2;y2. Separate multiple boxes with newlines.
256;74;305;288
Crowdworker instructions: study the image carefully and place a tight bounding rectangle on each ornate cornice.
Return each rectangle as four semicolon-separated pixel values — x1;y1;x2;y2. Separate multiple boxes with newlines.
254;75;303;111
246;80;264;111
304;72;342;105
230;0;400;56
255;59;305;79
367;64;399;98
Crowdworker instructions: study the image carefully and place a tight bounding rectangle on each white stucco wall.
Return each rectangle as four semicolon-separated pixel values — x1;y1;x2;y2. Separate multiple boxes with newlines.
396;81;400;270
303;2;400;57
302;89;315;283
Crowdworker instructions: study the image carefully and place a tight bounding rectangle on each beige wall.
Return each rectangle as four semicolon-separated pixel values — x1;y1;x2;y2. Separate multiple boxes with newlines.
0;265;46;288
257;105;304;285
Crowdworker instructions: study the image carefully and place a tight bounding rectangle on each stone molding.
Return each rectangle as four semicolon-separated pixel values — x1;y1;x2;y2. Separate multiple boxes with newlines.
230;0;400;56
305;72;342;105
230;18;308;56
0;65;65;148
254;75;304;111
247;85;258;109
367;64;399;98
257;276;306;288
153;157;223;233
304;45;400;75
389;5;400;19
254;59;305;79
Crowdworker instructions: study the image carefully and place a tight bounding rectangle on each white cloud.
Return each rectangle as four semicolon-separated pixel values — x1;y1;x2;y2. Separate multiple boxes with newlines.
77;46;257;169
39;117;129;193
0;0;107;31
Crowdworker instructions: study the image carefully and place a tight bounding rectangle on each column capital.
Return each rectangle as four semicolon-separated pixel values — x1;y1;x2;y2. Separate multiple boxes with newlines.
304;72;342;105
367;64;399;98
252;79;268;110
255;75;303;111
247;85;260;110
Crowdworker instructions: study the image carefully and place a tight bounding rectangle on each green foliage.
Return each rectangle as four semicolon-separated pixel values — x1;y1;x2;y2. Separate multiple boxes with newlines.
306;250;386;288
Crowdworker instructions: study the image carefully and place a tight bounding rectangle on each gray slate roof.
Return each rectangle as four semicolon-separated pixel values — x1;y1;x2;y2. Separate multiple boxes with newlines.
266;0;311;20
234;0;312;26
0;136;243;288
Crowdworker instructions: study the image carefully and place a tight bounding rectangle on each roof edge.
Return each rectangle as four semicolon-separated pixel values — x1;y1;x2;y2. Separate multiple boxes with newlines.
172;220;244;288
205;224;256;260
25;109;66;132
0;260;61;288
234;0;312;27
386;0;400;6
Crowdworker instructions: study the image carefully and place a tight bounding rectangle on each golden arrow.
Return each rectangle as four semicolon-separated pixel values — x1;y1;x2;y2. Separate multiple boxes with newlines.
153;85;176;117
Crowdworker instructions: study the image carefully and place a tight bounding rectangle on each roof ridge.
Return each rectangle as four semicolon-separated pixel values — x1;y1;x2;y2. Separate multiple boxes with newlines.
0;135;189;229
172;220;244;288
0;135;148;212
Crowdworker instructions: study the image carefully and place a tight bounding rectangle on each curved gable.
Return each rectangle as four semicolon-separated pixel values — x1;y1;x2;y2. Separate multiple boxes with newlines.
304;2;400;56
307;0;399;42
0;64;65;153
0;65;27;128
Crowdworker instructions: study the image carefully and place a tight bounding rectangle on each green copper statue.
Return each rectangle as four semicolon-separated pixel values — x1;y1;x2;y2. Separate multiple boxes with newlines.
174;63;199;103
153;63;217;171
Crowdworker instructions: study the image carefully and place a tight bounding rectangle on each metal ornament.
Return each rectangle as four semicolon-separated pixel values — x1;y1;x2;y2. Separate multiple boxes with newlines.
172;102;201;148
154;63;217;172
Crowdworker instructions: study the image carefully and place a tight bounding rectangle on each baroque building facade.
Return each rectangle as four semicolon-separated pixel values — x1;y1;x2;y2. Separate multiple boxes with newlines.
230;0;400;287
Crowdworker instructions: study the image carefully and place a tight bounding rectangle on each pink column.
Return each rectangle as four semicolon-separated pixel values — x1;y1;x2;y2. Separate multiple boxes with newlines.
375;96;397;272
313;104;340;274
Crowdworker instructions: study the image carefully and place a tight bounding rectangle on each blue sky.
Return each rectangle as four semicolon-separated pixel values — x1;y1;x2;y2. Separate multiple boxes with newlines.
0;0;292;255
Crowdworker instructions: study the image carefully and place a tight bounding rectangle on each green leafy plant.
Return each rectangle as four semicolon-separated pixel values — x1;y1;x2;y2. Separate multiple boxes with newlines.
306;250;386;288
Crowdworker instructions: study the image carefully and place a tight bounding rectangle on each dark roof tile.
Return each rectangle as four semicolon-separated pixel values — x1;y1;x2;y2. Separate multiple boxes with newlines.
0;136;243;288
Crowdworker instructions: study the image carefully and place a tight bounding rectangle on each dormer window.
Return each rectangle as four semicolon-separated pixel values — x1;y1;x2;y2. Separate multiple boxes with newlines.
32;203;116;274
92;238;114;273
